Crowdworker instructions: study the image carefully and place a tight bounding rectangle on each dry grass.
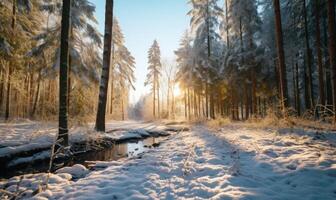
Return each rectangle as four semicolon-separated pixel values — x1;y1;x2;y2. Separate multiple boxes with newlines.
205;117;232;128
201;109;336;132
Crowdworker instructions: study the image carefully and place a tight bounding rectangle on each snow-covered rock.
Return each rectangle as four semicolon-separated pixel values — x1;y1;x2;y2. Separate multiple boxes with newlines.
56;164;89;179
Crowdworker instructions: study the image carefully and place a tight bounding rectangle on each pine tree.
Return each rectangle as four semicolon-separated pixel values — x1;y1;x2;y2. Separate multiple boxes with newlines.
145;40;162;119
188;0;223;119
108;18;135;118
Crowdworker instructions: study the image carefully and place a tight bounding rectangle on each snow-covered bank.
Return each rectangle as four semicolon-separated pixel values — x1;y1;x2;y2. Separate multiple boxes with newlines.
0;121;183;179
1;123;333;199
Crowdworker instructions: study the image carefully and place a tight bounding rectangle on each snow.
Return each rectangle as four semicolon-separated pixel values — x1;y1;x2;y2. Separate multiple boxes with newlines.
0;120;169;166
7;150;51;167
0;173;72;199
11;123;334;199
56;165;89;179
1;121;336;199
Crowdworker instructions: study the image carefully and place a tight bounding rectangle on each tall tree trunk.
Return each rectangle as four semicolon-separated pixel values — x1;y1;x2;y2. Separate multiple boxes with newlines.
109;47;115;115
67;27;73;113
5;0;16;120
323;11;333;106
172;84;175;119
303;0;314;109
167;78;170;118
184;90;187;119
251;68;257;116
303;57;310;109
58;0;71;146
273;0;289;112
225;0;229;48
274;59;281;100
205;83;209;118
292;61;297;113
109;74;114;114
0;64;5;114
245;83;249;120
198;92;201;117
121;84;124;121
153;81;156;118
31;70;42;117
26;72;31;117
315;0;325;106
157;79;160;119
95;0;114;132
5;68;12;120
187;88;191;120
327;0;336;121
206;0;211;119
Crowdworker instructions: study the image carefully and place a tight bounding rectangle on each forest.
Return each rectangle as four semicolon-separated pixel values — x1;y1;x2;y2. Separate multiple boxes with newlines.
0;0;336;199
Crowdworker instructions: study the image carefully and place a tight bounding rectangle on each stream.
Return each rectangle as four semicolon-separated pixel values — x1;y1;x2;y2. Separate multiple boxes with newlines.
0;136;166;179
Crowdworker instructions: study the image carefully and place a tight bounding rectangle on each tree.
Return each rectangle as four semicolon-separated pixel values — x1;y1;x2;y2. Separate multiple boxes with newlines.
58;0;71;147
162;59;178;118
145;40;162;119
32;0;102;116
273;0;288;111
327;0;336;121
1;0;34;120
175;31;196;119
227;0;263;117
95;0;114;132
314;0;325;107
302;0;314;109
188;0;223;119
108;18;135;119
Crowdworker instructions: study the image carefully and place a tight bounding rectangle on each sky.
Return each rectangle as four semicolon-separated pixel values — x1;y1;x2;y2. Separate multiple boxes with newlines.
89;0;190;104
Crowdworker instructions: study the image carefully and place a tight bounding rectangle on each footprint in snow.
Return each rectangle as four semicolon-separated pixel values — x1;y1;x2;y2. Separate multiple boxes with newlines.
286;164;297;170
263;149;278;158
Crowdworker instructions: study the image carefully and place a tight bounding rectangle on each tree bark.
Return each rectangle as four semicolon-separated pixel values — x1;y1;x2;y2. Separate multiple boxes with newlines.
323;11;333;106
0;63;5;114
315;0;325;106
157;78;160;119
95;0;114;132
225;0;229;48
205;83;209;118
187;88;190;120
303;0;314;109
167;77;170;118
184;90;187;119
327;0;336;121
5;68;12;120
273;0;289;112
153;80;156;118
121;84;124;121
58;0;71;146
292;61;297;113
31;70;42;117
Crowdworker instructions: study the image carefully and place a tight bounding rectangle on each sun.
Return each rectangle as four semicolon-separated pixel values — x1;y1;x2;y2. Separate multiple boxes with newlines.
173;84;181;97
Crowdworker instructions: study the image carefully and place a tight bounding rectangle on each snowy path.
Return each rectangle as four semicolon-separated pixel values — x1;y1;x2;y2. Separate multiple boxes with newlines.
32;124;336;200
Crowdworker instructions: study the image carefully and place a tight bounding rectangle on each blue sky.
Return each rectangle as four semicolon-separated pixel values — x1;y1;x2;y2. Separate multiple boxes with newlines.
89;0;190;103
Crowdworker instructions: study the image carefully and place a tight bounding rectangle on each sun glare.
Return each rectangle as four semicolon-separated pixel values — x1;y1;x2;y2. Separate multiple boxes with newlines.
173;84;181;97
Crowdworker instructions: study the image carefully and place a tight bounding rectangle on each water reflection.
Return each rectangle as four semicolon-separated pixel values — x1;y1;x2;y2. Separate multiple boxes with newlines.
76;137;162;163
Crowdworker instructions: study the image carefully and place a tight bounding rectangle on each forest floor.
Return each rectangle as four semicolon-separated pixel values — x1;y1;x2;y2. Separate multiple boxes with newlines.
1;120;336;199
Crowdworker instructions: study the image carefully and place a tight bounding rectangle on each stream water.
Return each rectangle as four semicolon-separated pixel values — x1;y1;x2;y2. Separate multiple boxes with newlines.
1;136;166;179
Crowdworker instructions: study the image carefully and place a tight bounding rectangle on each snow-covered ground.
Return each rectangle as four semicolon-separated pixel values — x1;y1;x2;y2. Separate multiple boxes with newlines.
0;120;169;157
1;121;336;199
